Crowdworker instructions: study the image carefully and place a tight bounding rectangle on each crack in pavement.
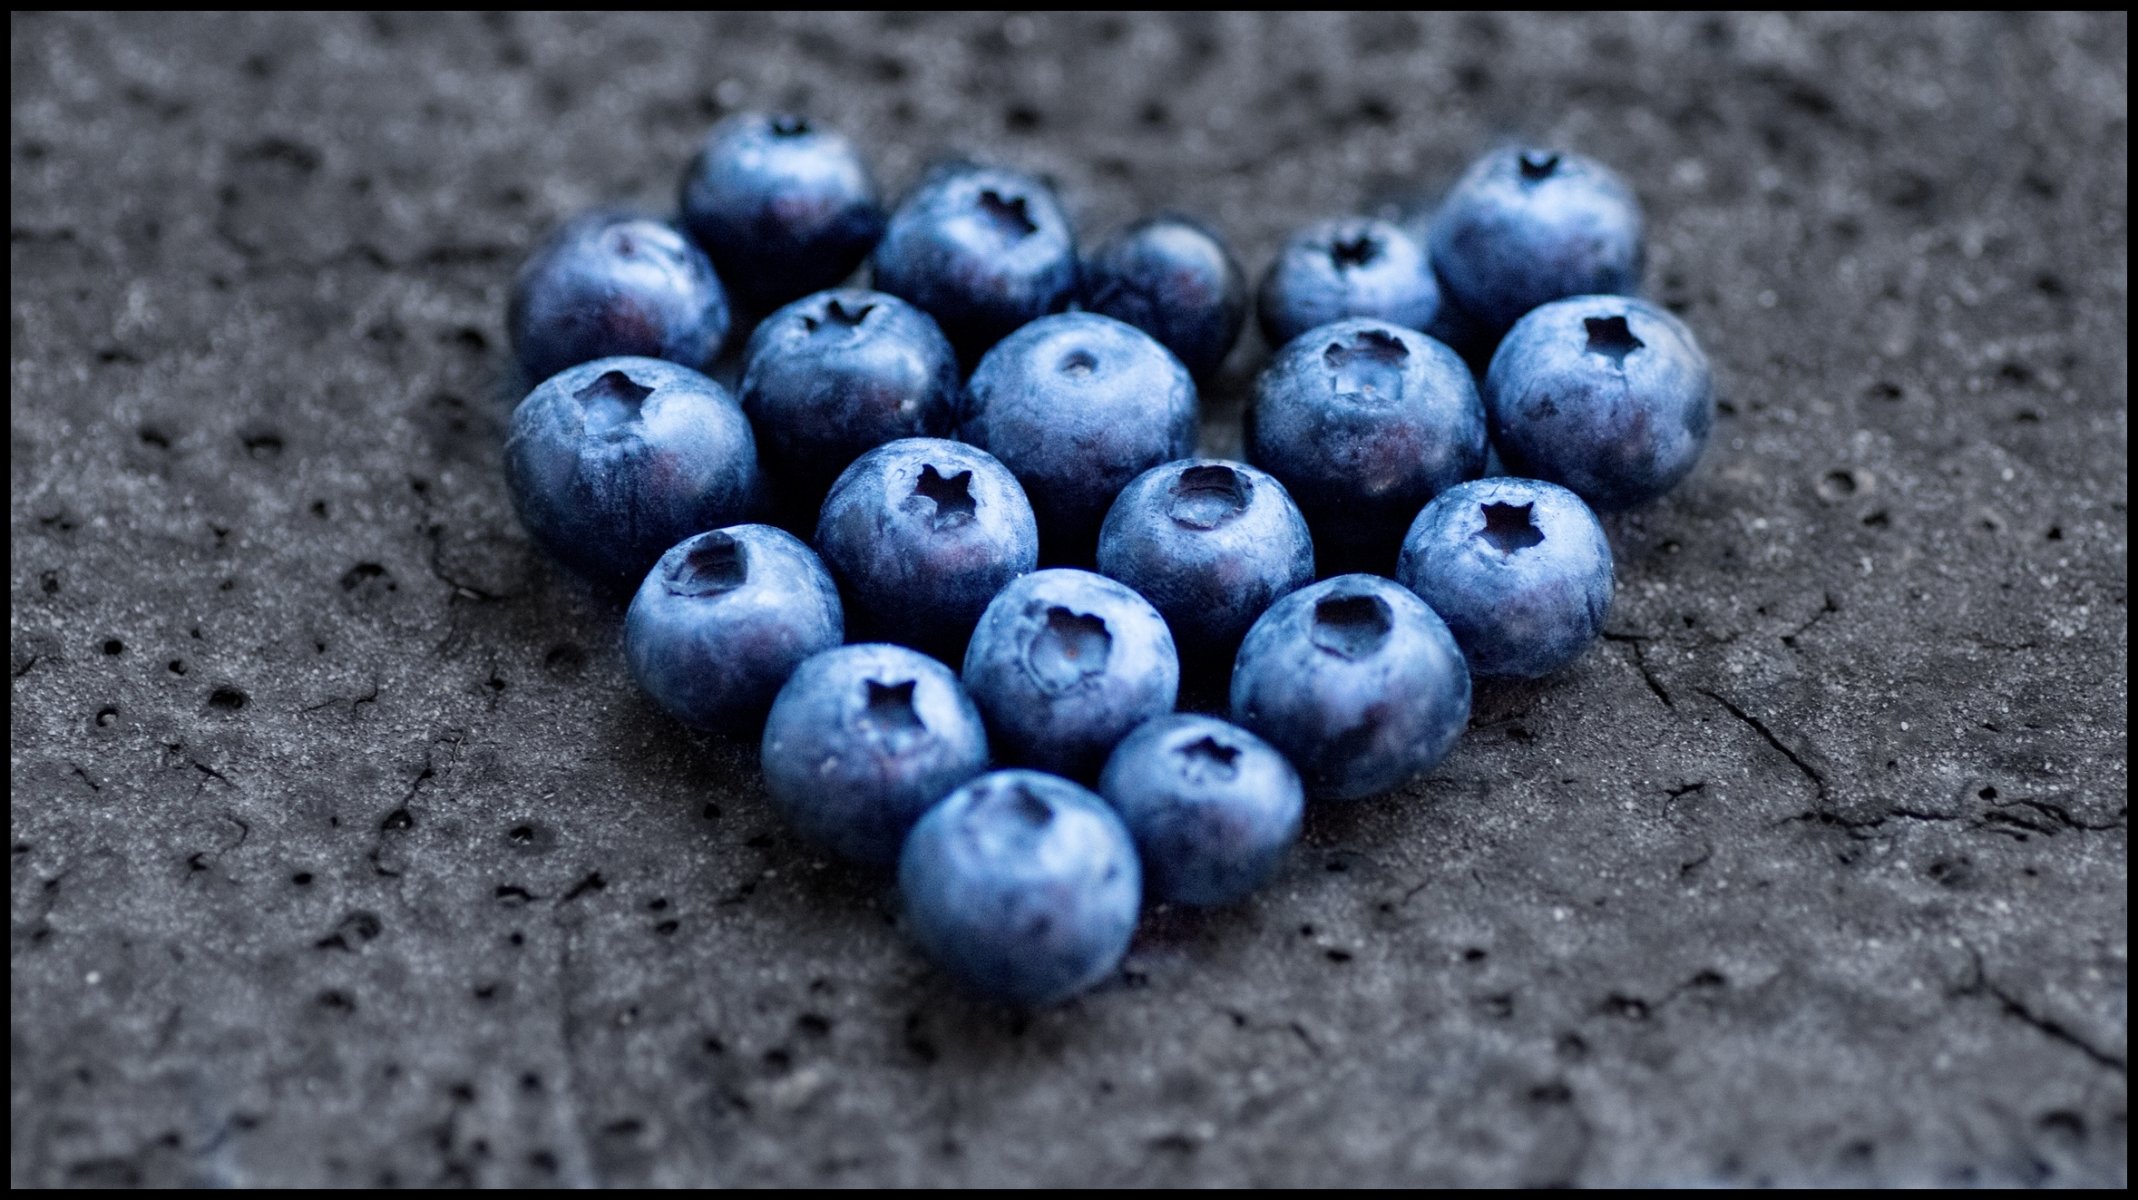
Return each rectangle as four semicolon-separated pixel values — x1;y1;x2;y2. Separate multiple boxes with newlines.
1602;631;1675;709
1698;689;1829;803
1961;944;2126;1072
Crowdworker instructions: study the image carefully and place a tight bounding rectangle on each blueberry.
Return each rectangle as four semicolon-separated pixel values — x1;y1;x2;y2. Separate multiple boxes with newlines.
1396;478;1614;679
679;113;886;311
815;438;1039;662
1081;214;1248;380
1484;296;1714;510
1095;459;1315;667
897;769;1141;1007
1428;146;1644;337
1097;714;1302;907
1247;319;1485;573
504;357;760;589
1230;574;1470;801
1256;217;1448;350
761;644;989;867
871;162;1078;361
960;313;1197;560
962;569;1179;781
624;525;843;733
508;211;731;384
740;289;960;502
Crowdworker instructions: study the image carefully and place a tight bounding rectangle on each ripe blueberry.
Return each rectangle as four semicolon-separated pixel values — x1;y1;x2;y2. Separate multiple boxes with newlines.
1248;318;1485;573
871;161;1078;361
1098;714;1303;907
1095;459;1315;668
740;288;959;503
960;312;1197;561
1428;146;1644;336
624;525;843;734
1397;478;1614;678
504;357;759;589
898;770;1141;1007
1081;214;1248;380
1257;216;1447;350
1230;574;1471;801
814;438;1039;662
679;112;886;310
1484;296;1714;510
962;569;1179;781
508;211;730;383
761;644;989;867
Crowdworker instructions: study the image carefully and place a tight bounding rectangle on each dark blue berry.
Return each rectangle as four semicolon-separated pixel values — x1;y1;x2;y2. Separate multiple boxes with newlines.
1484;296;1713;510
1257;217;1447;350
761;644;989;867
814;438;1038;662
960;312;1197;561
871;162;1078;361
624;525;843;734
1230;574;1470;801
1095;459;1314;668
1081;214;1247;380
508;211;730;384
1248;319;1485;573
1397;478;1614;678
504;357;759;589
679;113;886;310
740;289;959;502
1428;147;1644;336
1097;714;1302;907
963;569;1179;781
898;770;1141;1007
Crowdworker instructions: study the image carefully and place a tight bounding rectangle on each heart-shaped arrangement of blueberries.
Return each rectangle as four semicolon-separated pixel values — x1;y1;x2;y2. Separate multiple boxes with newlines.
501;114;1714;1007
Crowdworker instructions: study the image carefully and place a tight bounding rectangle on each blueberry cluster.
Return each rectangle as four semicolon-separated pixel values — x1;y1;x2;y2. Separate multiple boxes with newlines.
501;117;1714;1007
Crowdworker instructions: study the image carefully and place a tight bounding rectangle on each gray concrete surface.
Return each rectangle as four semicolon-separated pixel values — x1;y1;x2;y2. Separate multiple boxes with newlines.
10;12;2127;1187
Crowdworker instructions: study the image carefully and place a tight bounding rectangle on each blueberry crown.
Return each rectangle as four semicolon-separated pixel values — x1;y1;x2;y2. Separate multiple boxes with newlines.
1517;150;1562;182
1583;315;1644;365
1026;606;1112;690
1177;734;1242;782
976;188;1038;239
574;370;654;438
910;464;977;528
1310;593;1393;660
668;534;747;598
1479;502;1544;553
1167;465;1250;530
859;678;923;735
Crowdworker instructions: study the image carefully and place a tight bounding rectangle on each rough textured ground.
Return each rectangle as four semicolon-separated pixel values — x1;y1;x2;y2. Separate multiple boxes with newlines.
10;12;2128;1188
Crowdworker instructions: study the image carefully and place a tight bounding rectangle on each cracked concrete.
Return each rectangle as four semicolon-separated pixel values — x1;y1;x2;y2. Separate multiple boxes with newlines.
11;10;2129;1188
